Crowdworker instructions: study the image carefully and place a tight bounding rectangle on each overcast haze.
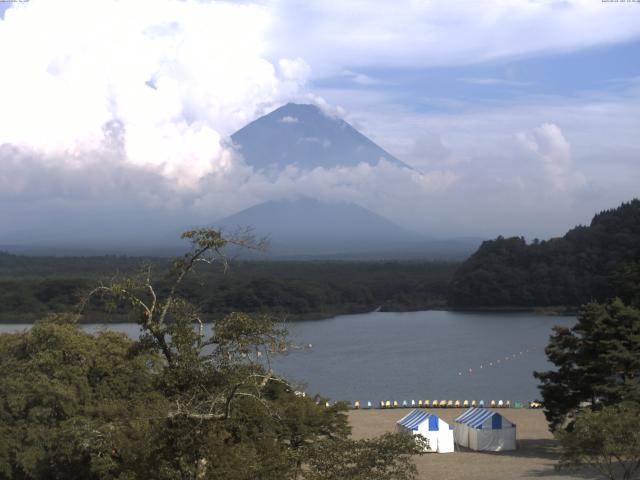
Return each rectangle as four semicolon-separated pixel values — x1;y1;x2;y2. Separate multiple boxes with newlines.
1;0;639;249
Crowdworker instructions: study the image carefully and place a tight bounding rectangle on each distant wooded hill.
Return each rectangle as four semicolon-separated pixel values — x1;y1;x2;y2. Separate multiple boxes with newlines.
0;255;457;322
449;199;640;308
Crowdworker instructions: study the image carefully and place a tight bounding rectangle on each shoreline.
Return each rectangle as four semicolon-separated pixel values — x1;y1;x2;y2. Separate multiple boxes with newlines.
0;305;577;324
445;305;578;316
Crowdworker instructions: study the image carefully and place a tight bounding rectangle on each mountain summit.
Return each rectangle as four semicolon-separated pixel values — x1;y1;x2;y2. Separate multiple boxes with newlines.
230;103;411;171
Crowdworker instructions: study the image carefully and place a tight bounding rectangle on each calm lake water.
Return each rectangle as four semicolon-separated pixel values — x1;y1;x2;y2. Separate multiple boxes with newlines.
1;310;574;404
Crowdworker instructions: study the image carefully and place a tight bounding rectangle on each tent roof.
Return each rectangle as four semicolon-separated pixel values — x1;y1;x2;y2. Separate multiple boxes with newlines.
454;408;515;429
397;409;447;431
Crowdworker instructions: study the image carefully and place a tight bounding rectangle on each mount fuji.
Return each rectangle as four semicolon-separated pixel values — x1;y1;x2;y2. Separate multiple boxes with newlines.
231;102;412;171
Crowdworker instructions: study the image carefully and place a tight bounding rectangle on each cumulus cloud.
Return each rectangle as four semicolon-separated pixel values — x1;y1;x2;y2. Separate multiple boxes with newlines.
0;0;311;243
0;0;455;239
190;159;456;227
516;123;585;191
0;0;307;191
1;0;639;245
278;57;311;85
309;84;640;237
518;123;571;165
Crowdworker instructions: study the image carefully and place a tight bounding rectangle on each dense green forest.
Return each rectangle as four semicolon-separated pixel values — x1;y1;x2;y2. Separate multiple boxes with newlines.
4;199;640;321
449;199;640;308
0;254;457;322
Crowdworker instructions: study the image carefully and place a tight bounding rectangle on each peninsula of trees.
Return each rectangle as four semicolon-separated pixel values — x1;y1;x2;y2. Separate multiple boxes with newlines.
449;199;640;309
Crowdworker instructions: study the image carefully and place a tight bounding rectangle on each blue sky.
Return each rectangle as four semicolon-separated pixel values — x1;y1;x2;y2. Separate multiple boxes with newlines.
0;0;639;243
314;39;640;111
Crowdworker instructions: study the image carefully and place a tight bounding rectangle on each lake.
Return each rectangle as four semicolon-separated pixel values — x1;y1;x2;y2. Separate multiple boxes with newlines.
0;310;574;404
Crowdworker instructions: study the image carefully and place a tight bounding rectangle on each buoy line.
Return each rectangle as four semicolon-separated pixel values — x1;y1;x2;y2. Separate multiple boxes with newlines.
456;346;541;377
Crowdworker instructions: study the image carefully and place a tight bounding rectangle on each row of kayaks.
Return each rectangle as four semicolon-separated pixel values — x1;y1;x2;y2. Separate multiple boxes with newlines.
350;399;543;409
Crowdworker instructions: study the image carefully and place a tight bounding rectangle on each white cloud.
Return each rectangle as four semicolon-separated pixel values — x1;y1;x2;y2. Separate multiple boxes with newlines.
0;0;458;242
1;0;639;244
308;84;640;236
296;137;331;148
0;132;458;241
279;116;299;124
342;70;389;86
460;78;532;87
278;57;311;84
268;0;640;74
191;159;456;226
516;123;583;191
0;0;304;189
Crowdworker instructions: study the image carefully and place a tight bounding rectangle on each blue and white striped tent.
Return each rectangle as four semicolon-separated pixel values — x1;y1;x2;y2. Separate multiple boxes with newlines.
454;408;516;451
396;410;454;453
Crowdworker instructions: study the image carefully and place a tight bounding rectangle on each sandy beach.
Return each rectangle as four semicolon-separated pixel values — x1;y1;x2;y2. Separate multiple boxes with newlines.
348;408;596;480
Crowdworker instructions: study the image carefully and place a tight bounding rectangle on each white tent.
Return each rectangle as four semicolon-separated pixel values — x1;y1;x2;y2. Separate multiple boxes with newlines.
396;409;455;453
454;408;516;451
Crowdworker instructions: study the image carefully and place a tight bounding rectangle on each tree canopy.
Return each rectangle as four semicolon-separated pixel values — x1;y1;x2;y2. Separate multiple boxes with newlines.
557;402;640;480
0;253;456;323
534;299;640;432
0;228;421;480
449;199;640;308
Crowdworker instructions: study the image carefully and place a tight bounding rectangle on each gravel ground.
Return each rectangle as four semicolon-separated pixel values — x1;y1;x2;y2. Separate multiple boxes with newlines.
348;408;600;480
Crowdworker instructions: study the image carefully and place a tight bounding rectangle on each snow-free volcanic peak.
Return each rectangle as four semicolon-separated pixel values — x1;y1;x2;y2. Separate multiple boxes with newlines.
230;103;412;171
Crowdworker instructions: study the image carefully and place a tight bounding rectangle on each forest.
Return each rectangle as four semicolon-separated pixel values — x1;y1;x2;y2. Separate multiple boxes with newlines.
0;229;422;479
448;199;640;308
2;199;639;322
0;254;457;323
